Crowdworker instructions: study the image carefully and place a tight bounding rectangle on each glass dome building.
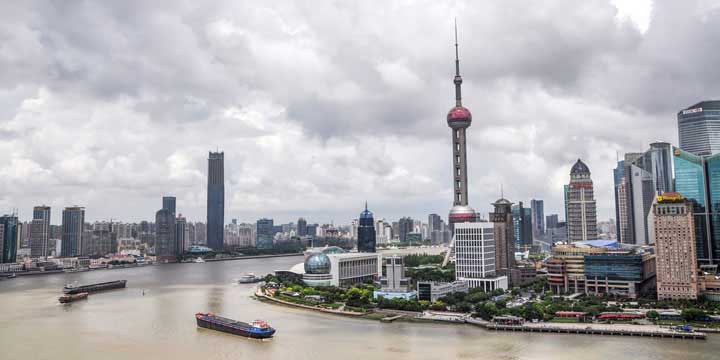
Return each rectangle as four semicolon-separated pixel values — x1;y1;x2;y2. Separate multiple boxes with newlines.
302;253;333;287
304;253;331;275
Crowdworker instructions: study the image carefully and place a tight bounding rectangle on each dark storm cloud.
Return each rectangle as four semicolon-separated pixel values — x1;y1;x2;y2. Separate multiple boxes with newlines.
1;0;719;223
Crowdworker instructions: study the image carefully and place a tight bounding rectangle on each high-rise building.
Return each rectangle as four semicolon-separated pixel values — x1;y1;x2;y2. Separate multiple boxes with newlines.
379;255;410;292
566;159;598;242
615;143;674;245
61;207;84;257
652;193;698;300
398;217;414;243
175;214;187;255
453;222;508;291
30;205;51;257
490;198;515;275
511;202;532;251
207;151;224;251
428;214;442;234
162;196;176;216
155;208;176;259
546;214;559;229
673;147;720;264
446;24;476;230
297;217;308;237
256;218;274;250
357;203;376;252
678;101;720;156
0;215;18;263
530;199;544;239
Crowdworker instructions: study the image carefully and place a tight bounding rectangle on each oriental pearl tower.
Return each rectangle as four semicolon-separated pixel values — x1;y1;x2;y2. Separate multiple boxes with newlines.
447;22;476;230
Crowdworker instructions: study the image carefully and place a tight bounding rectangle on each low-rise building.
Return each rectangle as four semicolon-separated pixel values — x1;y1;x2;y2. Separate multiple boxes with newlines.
295;249;382;288
417;281;469;302
546;240;655;298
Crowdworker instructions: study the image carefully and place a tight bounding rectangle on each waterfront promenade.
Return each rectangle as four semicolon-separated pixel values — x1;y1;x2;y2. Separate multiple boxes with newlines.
258;288;709;340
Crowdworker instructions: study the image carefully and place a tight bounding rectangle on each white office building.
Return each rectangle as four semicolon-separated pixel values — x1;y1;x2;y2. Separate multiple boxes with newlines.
453;222;508;291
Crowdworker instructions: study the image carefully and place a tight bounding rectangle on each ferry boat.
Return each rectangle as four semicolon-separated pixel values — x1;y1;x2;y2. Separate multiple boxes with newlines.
194;257;205;263
58;292;89;303
237;273;261;284
63;280;127;294
195;313;276;339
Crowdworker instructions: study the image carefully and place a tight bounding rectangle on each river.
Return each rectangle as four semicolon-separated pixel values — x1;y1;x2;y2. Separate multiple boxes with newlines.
1;255;717;360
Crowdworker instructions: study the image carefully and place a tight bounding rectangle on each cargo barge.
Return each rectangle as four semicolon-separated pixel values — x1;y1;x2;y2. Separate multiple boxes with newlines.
63;280;127;294
59;292;89;303
195;313;276;339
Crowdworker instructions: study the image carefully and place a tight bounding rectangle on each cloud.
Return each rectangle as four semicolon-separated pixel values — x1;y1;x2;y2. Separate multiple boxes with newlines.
0;0;718;226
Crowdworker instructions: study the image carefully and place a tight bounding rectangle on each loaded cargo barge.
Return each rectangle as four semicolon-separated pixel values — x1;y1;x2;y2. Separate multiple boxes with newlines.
63;280;127;294
195;313;276;339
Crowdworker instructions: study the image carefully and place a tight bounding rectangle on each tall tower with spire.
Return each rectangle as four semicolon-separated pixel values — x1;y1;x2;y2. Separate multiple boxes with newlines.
447;21;476;229
357;202;376;252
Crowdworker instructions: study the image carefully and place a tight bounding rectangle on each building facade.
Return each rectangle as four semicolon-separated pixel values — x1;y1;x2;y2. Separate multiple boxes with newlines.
162;196;176;216
511;202;532;251
417;281;469;302
673;146;720;264
652;193;698;300
566;159;598;242
531;199;544;239
678;101;720;156
30;205;51;257
490;198;515;275
175;215;187;255
155;208;176;259
61;207;84;257
453;222;508;291
206;151;224;251
297;218;308;237
256;218;274;249
0;215;18;263
357;204;376;252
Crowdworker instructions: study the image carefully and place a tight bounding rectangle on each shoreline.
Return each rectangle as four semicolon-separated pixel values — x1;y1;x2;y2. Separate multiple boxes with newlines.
0;253;305;278
255;288;708;340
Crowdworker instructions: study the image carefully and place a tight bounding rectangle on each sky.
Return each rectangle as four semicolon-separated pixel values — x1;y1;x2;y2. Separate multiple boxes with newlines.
1;0;720;225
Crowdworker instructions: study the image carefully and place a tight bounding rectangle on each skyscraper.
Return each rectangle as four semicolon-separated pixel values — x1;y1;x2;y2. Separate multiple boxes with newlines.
357;203;376;252
673;146;720;264
453;222;508;291
30;205;51;257
428;214;442;233
175;214;187;255
446;23;476;229
652;192;698;300
163;196;176;216
545;214;559;229
207;151;224;251
566;159;598;242
155;208;176;259
511;202;532;251
530;199;544;239
256;218;274;249
0;215;18;263
61;206;84;257
297;217;308;237
398;217;414;243
490;197;515;275
678;101;720;156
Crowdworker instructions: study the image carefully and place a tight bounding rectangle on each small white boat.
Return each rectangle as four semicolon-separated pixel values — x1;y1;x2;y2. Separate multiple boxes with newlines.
194;257;205;263
238;273;260;284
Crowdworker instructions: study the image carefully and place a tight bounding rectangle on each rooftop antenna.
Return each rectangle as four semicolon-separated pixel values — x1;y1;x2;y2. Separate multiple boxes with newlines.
500;184;504;199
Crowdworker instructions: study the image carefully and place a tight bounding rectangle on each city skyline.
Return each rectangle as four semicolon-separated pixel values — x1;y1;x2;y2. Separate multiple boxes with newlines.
0;1;716;225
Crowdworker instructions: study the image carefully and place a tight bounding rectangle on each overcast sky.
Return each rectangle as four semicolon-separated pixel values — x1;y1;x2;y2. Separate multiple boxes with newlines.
1;0;719;225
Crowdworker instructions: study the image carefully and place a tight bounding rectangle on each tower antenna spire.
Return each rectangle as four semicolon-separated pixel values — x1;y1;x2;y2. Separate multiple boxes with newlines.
501;184;504;199
453;18;463;106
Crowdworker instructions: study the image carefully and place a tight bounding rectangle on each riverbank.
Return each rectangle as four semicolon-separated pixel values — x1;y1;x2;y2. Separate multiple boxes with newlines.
203;253;304;262
256;287;709;340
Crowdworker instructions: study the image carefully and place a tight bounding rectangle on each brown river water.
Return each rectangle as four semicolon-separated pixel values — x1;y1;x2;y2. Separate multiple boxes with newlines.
1;255;717;360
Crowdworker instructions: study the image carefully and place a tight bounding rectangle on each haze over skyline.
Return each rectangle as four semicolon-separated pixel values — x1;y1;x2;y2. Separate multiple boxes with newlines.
0;0;717;224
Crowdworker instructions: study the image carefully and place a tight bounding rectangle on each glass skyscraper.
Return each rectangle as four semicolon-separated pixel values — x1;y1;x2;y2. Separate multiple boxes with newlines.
673;147;720;264
678;101;720;156
357;203;376;252
256;218;274;249
61;206;85;257
0;215;18;263
206;151;224;251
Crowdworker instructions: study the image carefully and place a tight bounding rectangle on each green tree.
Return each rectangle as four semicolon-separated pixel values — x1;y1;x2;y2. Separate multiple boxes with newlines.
681;308;707;322
646;310;659;320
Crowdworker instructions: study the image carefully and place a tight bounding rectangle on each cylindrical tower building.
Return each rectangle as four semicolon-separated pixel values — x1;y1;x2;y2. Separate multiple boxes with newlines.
447;24;476;229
